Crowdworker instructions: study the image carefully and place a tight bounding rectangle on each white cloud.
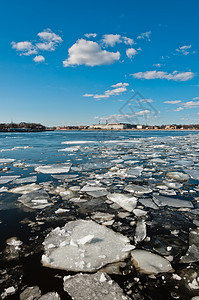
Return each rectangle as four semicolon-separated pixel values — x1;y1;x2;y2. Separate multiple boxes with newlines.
153;63;164;67
33;55;45;63
102;34;134;47
122;37;134;45
126;48;138;58
36;42;56;51
63;39;120;67
135;110;150;115
175;107;184;111
105;86;127;96
83;94;94;97
102;34;122;47
37;29;62;43
131;70;195;81
164;100;182;104
175;45;192;55
83;82;128;100
183;101;199;108
136;98;153;103
93;94;110;99
11;28;63;58
11;41;37;56
193;97;199;100
111;82;129;88
84;33;97;38
37;29;63;52
137;31;151;41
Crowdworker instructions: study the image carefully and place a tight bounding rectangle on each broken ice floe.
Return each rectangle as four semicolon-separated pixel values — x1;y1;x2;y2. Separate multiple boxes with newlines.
153;195;193;208
0;158;15;163
12;176;37;184
134;220;147;244
63;272;130;300
107;193;137;212
0;175;20;184
131;249;174;274
166;172;189;181
9;183;41;194
124;184;152;195
35;163;71;174
181;228;199;263
42;220;133;272
18;190;52;209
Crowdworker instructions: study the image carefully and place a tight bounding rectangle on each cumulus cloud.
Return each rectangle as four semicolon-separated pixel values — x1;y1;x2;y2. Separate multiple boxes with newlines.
137;31;151;41
11;29;63;59
36;42;56;51
102;34;134;47
131;70;195;81
33;55;45;63
175;45;192;55
37;29;62;43
126;48;138;58
102;34;122;47
11;41;37;56
63;39;120;67
164;100;182;104
84;33;97;38
36;29;63;52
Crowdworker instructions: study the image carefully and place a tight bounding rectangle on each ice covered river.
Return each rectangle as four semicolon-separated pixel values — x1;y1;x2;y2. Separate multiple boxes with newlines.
1;130;199;299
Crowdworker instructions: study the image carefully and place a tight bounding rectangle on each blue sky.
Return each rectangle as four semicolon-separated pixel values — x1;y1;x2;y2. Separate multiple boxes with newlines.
0;0;199;126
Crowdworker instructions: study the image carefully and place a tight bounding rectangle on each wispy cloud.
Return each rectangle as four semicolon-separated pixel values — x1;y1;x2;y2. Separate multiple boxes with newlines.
164;100;182;104
175;45;193;56
63;39;120;67
84;33;97;38
137;31;151;41
83;82;128;99
131;70;195;81
174;107;184;111
183;101;199;108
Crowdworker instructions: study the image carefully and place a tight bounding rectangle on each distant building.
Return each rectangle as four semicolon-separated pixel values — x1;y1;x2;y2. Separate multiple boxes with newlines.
89;123;131;130
136;125;143;129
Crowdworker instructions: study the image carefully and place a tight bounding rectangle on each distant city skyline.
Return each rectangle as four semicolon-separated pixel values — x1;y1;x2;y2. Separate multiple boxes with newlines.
0;0;199;126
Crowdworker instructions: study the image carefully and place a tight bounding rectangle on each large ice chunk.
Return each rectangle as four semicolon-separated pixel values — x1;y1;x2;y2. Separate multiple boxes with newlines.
9;183;41;194
35;163;71;174
166;172;189;181
42;220;133;272
0;176;20;184
124;184;152;195
131;249;173;274
107;193;137;212
153;195;193;208
181;229;199;263
18;190;52;209
63;272;130;300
